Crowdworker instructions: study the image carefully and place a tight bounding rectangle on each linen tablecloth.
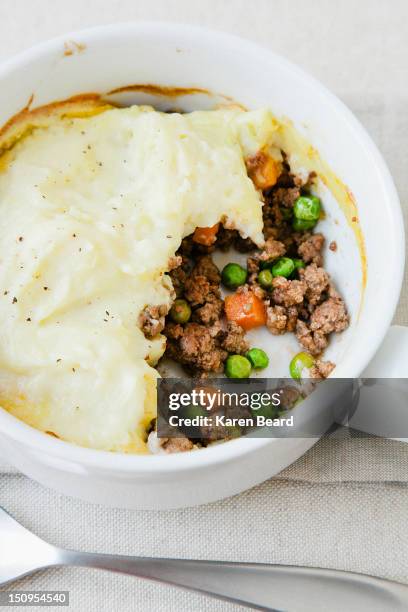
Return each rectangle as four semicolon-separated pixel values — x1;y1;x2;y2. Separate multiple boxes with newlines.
2;434;408;611
0;1;407;610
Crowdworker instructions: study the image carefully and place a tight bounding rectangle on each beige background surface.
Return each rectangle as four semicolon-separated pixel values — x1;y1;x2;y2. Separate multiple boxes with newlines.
0;1;407;610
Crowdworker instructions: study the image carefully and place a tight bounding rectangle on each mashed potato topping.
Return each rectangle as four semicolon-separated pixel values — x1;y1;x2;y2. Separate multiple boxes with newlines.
0;103;279;452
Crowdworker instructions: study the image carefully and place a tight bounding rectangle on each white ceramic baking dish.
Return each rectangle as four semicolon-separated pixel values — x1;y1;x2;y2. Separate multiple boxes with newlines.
0;23;405;509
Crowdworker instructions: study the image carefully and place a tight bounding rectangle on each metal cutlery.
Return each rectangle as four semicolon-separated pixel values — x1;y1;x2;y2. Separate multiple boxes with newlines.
1;506;408;611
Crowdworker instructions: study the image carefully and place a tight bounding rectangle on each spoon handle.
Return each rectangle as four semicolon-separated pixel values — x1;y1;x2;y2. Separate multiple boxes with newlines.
60;551;408;611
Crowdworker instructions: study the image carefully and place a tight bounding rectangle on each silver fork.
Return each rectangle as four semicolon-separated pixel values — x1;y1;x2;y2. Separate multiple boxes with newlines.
2;506;408;611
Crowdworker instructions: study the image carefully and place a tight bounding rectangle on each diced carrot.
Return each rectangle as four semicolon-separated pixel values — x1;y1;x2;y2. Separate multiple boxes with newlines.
246;153;280;190
224;291;266;331
193;223;220;246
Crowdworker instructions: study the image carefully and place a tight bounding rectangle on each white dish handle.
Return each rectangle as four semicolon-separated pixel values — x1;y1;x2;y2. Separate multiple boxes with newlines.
347;325;408;440
360;325;408;378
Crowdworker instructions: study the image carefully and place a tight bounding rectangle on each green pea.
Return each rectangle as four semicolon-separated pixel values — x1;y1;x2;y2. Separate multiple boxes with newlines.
170;299;191;324
293;195;321;221
221;263;248;289
246;348;269;370
181;404;208;420
225;354;252;378
290;258;306;279
258;269;274;288
289;352;315;380
180;403;207;437
292;217;317;232
271;257;295;278
293;258;306;271
251;401;279;420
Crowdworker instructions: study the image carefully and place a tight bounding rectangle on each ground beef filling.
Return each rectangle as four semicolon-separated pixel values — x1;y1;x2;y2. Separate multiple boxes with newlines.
141;163;348;375
163;255;249;374
140;160;349;452
138;304;169;338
